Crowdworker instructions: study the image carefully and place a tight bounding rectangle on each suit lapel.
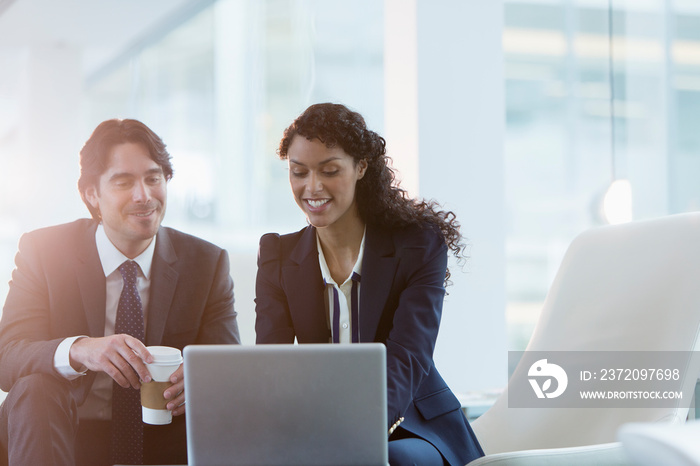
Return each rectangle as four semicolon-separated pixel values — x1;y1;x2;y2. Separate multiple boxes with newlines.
281;227;330;342
75;222;107;337
360;225;399;342
146;227;178;345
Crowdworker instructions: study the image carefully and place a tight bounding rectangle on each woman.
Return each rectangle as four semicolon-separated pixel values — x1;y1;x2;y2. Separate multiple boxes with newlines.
255;103;484;465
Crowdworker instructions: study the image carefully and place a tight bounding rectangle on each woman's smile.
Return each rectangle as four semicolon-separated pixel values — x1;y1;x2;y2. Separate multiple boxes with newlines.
305;198;330;210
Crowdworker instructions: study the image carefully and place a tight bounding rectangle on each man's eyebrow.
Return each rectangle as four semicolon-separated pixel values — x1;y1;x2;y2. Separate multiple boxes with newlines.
145;167;164;176
289;156;341;167
108;172;132;182
108;167;163;181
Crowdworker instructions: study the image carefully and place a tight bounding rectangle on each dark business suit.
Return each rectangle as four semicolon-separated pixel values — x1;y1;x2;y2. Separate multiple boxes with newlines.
0;218;240;465
255;224;483;466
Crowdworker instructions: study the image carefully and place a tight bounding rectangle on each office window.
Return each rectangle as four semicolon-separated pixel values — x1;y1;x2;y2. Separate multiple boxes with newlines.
504;0;700;350
85;0;383;244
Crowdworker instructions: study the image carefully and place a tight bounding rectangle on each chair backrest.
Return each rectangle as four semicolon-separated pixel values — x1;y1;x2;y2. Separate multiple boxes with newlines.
472;213;700;454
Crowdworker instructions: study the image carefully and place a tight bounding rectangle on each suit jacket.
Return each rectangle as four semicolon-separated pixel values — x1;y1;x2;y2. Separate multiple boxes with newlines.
0;218;240;405
255;224;484;466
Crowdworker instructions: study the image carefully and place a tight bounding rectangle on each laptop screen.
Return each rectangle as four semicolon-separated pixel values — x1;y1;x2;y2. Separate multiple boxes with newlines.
184;343;388;466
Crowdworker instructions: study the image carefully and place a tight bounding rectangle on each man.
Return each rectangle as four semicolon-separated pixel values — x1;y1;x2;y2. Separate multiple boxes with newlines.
0;119;240;465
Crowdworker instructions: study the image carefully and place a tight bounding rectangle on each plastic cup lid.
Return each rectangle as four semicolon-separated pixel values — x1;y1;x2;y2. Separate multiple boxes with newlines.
146;346;183;364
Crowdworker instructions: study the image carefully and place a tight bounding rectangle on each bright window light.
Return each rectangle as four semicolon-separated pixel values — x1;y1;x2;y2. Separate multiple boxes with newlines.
603;179;633;225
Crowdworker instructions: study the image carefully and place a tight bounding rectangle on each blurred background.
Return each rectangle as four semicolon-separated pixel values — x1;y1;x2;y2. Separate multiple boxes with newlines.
1;0;699;395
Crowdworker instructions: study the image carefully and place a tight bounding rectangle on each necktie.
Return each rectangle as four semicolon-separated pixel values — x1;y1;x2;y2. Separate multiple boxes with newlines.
111;260;145;465
329;272;361;344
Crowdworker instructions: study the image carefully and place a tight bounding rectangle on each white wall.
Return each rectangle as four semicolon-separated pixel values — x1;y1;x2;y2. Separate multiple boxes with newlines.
385;0;508;393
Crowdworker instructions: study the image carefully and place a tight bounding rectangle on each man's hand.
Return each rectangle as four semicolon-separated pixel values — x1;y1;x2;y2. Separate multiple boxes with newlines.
164;364;185;416
69;334;153;389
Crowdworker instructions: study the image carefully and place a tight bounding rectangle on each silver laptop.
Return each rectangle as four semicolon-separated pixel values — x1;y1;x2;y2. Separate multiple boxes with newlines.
184;343;388;466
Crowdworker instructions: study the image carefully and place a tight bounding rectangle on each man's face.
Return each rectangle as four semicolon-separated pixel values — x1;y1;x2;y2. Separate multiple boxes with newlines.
85;142;167;258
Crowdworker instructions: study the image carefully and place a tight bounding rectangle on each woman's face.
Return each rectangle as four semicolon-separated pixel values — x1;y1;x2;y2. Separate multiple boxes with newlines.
287;136;367;231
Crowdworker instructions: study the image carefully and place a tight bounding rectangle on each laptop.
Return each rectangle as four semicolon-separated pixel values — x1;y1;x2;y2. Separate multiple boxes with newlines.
183;343;388;466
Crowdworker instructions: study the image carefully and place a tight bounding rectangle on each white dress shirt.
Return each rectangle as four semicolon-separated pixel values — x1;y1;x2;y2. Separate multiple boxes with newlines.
52;224;156;420
316;229;365;344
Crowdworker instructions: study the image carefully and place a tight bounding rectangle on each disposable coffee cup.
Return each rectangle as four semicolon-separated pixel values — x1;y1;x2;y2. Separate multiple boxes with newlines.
140;346;183;425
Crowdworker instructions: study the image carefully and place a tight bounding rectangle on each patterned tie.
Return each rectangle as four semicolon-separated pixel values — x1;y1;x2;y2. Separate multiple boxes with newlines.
111;260;145;465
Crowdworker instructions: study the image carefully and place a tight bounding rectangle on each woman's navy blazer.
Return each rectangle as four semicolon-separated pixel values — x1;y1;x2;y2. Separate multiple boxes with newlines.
255;223;484;466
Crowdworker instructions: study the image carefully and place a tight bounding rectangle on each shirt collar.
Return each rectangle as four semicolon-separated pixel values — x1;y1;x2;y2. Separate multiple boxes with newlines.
95;224;157;279
316;227;366;287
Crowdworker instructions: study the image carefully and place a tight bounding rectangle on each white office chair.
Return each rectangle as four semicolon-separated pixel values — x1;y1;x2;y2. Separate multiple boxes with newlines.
618;419;700;465
468;213;700;465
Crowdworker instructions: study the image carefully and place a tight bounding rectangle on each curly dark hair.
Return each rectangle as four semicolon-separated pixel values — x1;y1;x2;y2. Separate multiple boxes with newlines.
278;103;466;283
78;118;173;220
